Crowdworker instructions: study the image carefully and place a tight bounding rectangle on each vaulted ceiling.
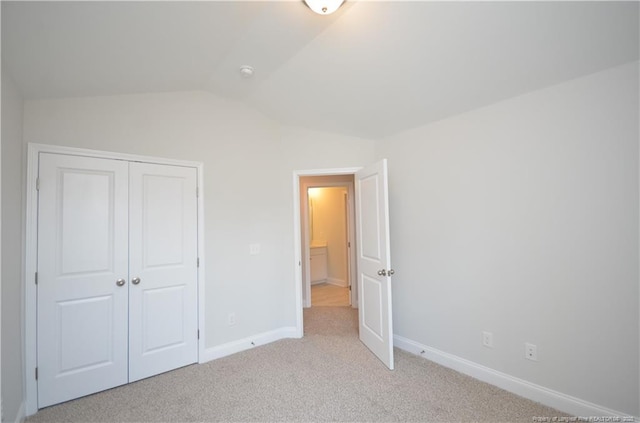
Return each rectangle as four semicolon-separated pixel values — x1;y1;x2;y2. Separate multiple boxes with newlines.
2;1;638;139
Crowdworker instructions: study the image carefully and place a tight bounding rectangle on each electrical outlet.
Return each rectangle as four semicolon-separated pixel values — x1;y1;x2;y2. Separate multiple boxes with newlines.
249;243;260;255
228;312;236;326
482;331;493;348
525;342;538;361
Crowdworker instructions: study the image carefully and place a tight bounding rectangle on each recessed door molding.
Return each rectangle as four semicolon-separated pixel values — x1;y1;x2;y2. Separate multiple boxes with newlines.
24;143;206;415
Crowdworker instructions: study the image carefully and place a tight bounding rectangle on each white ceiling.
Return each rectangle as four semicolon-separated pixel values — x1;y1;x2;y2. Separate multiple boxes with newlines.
2;1;638;139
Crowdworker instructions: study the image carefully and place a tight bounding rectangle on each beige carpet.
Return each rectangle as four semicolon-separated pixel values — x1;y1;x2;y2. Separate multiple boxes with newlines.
28;307;566;422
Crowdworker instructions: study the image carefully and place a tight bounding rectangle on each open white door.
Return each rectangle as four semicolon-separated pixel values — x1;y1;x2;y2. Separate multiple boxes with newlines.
355;159;394;369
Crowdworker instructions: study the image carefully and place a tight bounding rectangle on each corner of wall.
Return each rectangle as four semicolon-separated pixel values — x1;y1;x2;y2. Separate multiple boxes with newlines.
201;327;299;363
13;401;25;423
1;66;26;423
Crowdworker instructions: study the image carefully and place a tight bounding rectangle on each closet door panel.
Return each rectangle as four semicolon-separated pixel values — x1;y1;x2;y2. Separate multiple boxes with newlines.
128;162;198;382
37;153;129;408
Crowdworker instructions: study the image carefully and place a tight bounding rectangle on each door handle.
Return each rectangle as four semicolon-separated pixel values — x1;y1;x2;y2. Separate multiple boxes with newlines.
116;278;126;287
388;269;395;276
131;277;141;285
377;269;387;276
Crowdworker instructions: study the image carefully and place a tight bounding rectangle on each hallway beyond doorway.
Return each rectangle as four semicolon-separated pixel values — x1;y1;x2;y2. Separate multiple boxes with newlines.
311;283;350;307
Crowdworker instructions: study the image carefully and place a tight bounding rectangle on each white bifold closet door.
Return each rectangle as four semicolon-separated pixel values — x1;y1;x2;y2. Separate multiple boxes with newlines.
37;153;198;408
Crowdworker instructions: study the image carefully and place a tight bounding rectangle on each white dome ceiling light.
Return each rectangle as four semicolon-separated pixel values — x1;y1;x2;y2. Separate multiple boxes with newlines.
303;0;345;15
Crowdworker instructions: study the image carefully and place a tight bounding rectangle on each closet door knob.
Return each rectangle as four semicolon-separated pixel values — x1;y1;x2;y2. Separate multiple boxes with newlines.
116;278;126;287
132;277;141;285
377;269;387;276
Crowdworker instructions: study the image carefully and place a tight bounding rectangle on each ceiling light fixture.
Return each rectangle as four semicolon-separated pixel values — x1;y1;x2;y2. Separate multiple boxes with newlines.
303;0;345;15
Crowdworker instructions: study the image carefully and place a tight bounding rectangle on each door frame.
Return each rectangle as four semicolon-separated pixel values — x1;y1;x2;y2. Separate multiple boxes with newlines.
24;143;206;415
292;167;361;337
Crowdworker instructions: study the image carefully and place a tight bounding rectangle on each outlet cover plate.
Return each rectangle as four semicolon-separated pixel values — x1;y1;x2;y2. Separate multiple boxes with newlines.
525;342;538;361
482;331;493;348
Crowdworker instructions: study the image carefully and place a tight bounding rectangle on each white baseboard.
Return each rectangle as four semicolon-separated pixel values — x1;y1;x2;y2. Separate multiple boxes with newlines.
13;401;26;423
327;278;347;287
394;335;637;420
201;327;299;363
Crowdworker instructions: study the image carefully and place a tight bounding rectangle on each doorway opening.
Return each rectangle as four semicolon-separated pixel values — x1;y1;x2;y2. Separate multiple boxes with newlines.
292;168;360;337
299;175;357;310
292;160;394;369
306;184;353;307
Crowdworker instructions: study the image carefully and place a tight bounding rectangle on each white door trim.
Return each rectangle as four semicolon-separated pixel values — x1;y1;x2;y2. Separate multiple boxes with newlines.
292;167;361;337
24;143;206;415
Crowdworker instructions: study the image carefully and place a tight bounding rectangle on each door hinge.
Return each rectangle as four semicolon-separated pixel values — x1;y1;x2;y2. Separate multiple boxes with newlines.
197;330;200;340
35;272;38;285
349;285;352;291
36;178;40;191
35;367;38;380
197;257;200;268
348;242;351;248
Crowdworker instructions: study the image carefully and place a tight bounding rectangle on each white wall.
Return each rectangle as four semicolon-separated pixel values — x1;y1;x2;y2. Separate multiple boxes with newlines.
22;92;376;350
377;62;639;416
2;69;25;423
